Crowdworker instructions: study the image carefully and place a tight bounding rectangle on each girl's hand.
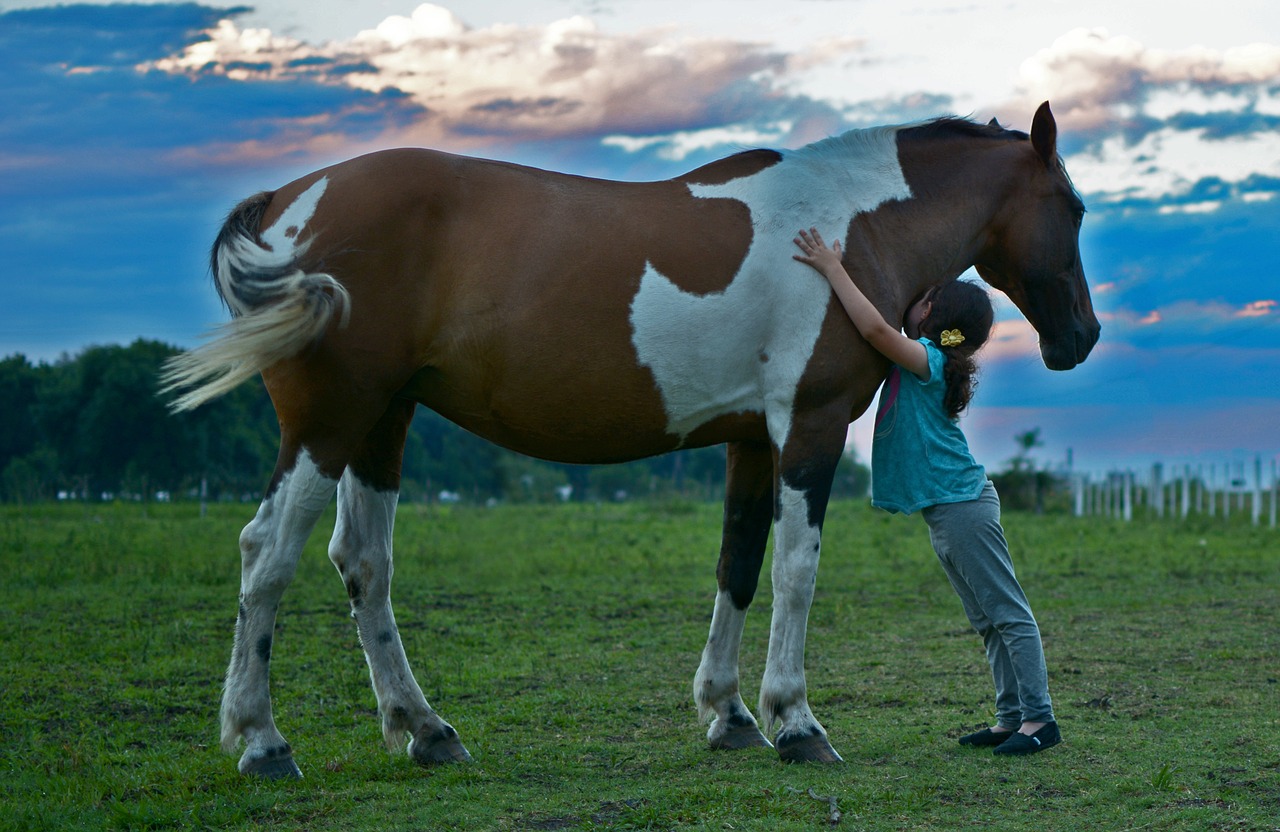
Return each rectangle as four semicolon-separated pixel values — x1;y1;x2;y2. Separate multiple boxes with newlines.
792;228;843;276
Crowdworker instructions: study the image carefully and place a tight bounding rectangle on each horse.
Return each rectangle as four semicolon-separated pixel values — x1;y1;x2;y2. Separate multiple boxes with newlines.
163;101;1099;778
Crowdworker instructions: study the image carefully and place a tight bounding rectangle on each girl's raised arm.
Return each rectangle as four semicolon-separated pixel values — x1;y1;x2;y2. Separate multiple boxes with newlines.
793;228;928;378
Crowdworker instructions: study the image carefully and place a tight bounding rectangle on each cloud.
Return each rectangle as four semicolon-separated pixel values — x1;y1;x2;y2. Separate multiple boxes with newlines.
0;3;424;193
602;122;795;162
140;2;851;149
963;398;1280;473
1099;298;1278;336
1013;28;1280;209
1237;300;1277;318
1016;28;1280;132
1066;125;1280;208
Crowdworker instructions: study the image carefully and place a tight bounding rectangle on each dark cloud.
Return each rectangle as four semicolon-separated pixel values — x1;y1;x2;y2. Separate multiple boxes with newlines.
0;3;425;198
1163;110;1280;140
0;3;430;360
0;3;241;68
1084;199;1280;313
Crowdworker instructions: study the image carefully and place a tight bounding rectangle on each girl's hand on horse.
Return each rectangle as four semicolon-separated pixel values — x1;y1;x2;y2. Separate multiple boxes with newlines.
792;228;844;279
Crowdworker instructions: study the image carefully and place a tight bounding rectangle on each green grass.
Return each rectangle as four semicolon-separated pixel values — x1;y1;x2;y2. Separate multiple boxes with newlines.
1;500;1278;831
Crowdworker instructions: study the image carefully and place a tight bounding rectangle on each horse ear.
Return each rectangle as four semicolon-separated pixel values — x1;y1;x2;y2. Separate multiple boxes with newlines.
988;117;1000;128
1030;101;1057;168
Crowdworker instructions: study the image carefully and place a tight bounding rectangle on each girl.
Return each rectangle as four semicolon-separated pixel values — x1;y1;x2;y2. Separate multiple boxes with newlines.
792;228;1060;756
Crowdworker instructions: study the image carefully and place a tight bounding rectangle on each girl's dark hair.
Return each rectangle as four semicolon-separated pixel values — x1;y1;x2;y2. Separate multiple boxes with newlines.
916;280;995;419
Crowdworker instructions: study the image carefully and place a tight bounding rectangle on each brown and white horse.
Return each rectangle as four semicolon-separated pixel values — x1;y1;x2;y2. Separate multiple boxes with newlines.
165;102;1098;778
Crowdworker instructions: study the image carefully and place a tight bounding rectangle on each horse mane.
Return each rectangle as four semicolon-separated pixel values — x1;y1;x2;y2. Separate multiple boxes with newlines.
787;115;1084;209
904;116;1084;208
791;115;1029;159
904;115;1029;143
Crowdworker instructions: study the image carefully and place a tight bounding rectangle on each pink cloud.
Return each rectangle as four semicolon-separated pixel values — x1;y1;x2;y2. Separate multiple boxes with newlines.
1013;28;1280;131
1236;299;1276;318
139;3;846;146
963;399;1280;474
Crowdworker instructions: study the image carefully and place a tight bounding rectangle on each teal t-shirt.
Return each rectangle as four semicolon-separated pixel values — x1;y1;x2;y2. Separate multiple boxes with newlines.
870;338;987;515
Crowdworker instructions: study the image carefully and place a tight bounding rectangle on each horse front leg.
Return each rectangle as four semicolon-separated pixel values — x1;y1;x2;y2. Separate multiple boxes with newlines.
694;440;774;751
759;415;847;763
222;449;337;779
328;400;471;766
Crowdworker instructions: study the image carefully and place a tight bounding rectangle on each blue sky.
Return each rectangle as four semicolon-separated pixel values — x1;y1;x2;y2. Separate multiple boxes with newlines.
2;0;1278;476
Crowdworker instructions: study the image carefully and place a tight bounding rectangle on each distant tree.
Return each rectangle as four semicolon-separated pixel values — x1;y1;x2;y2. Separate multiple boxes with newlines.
404;408;508;501
0;355;54;501
0;355;40;464
0;341;279;502
184;373;278;500
831;446;871;499
989;427;1067;512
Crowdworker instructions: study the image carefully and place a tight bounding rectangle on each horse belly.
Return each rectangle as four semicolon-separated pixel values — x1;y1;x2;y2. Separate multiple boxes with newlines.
403;281;777;463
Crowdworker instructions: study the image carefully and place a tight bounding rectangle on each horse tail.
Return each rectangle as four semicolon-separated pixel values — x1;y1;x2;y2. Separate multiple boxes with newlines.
160;191;350;412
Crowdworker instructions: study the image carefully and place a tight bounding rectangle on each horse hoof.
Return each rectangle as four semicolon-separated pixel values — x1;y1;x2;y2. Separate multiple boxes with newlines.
708;720;774;751
776;731;843;764
239;746;303;779
409;724;473;766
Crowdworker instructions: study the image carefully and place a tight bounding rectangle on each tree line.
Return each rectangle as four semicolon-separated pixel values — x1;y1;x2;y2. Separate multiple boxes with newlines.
1;339;871;505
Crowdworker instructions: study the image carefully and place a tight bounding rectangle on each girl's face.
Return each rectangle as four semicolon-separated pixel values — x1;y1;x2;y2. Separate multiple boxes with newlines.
904;288;934;339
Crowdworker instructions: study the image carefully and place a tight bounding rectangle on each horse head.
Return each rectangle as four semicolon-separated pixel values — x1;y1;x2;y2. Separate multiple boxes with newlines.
975;102;1100;370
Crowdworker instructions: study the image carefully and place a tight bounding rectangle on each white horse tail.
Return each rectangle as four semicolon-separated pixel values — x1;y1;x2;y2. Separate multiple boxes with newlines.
161;188;350;412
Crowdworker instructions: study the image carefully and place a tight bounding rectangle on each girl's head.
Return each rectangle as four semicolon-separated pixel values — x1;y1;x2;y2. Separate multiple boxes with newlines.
907;280;994;419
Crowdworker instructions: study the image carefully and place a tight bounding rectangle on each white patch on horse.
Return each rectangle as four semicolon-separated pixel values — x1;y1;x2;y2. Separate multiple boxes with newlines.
694;589;750;723
759;481;824;731
261;177;328;254
222;449;337;765
215;176;334;320
629;128;911;450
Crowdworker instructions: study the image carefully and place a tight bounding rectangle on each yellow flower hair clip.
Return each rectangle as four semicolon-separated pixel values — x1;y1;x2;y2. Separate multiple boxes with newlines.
940;329;965;347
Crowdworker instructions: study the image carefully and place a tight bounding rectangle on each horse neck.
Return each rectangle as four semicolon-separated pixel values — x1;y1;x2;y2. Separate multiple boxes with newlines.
866;136;1018;319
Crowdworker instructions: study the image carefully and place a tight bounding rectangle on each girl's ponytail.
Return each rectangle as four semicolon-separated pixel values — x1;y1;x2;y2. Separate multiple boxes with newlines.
919;281;995;420
940;347;980;419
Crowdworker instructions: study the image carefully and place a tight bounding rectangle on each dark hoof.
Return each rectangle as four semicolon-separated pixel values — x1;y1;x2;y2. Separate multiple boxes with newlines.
240;746;303;779
708;720;774;751
409;724;473;766
776;731;843;763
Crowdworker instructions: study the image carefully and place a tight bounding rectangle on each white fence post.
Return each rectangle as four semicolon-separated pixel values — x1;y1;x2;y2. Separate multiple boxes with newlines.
1271;459;1277;530
1224;460;1231;519
1068;456;1274;528
1252;456;1263;527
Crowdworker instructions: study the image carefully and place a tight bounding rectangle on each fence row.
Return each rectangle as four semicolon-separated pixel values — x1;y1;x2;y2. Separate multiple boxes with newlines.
1071;457;1279;527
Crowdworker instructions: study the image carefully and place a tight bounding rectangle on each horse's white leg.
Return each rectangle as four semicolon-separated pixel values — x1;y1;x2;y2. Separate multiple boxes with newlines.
328;469;472;765
694;440;773;750
221;450;337;778
758;419;847;763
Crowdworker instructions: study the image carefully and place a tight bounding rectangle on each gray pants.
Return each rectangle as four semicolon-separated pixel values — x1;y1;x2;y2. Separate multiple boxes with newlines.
922;482;1054;728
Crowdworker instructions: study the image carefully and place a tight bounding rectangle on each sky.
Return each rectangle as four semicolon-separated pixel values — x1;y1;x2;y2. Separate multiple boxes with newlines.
2;0;1278;478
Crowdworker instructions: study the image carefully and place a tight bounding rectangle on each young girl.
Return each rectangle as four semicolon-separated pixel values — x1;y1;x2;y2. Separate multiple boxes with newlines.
793;228;1060;756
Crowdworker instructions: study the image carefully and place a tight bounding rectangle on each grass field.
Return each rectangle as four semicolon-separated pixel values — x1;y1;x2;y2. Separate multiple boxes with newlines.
1;499;1278;831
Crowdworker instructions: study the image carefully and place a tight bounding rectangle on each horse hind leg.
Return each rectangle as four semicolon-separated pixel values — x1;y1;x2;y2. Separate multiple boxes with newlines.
327;399;471;766
694;440;773;751
222;447;338;779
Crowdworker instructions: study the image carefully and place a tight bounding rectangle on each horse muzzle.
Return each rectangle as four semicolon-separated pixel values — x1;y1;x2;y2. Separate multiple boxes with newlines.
1039;319;1101;371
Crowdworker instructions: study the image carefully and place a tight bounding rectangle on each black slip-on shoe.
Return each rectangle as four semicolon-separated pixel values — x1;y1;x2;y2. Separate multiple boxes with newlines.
992;722;1061;756
958;728;1016;747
